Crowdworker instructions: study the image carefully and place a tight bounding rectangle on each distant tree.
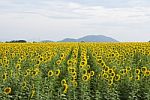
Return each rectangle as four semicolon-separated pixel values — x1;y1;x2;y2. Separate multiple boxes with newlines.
33;41;37;43
20;40;26;42
6;40;27;43
81;41;85;42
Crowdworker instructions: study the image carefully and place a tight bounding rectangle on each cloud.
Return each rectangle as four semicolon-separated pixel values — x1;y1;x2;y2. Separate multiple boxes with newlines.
0;0;150;42
1;0;150;23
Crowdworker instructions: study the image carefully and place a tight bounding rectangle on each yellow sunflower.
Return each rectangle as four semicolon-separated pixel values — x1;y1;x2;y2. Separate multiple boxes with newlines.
61;79;67;85
90;71;95;77
48;70;53;77
4;87;11;95
63;84;68;94
82;74;89;82
55;69;61;76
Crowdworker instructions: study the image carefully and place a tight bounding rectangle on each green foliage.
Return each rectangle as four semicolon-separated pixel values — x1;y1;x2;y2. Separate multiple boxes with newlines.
0;42;150;100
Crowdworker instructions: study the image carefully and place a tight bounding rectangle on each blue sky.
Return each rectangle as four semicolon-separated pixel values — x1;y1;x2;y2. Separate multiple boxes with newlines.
0;0;150;42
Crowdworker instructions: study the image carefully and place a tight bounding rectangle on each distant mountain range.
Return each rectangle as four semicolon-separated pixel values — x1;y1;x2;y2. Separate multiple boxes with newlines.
41;35;118;42
41;40;53;42
59;35;118;42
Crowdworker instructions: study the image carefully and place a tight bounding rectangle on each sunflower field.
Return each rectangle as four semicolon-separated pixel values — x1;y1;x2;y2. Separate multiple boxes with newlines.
0;42;150;100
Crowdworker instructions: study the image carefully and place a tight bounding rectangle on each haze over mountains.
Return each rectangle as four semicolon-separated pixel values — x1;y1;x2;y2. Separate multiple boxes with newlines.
42;35;118;42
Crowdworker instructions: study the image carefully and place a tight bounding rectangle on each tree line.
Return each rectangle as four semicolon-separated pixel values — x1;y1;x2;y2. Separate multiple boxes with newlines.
5;40;27;43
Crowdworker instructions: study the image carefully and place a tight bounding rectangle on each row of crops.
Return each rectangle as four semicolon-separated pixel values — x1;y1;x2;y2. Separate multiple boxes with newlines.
0;42;150;100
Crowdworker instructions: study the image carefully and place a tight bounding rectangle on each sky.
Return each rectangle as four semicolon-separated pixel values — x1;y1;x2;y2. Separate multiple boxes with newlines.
0;0;150;42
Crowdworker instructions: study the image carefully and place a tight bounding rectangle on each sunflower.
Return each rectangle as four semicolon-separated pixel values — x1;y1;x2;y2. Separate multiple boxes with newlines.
102;73;109;80
79;65;84;69
110;72;115;77
0;59;2;66
24;71;29;77
135;75;140;81
6;60;9;64
82;74;89;82
61;79;67;85
26;69;31;74
71;72;77;77
120;69;126;75
144;70;150;76
72;75;77;80
2;73;8;81
4;64;8;68
124;69;127;74
36;60;41;65
31;70;38;77
56;60;61;65
101;70;105;75
126;66;131;72
68;67;76;74
55;69;60;76
97;55;102;60
82;69;87;75
104;66;109;72
35;68;40;73
129;74;133;81
71;68;76;73
60;53;65;58
4;87;11;95
135;69;140;74
112;66;117;71
18;58;22;63
67;60;72;66
114;74;120;81
141;67;147;73
80;61;86;66
87;65;90;69
22;81;27;89
92;53;96;57
97;59;102;64
101;61;105;67
72;80;78;87
63;84;68;94
39;57;43;61
16;64;21;70
73;60;77;65
90;71;95;77
108;79;113;86
31;89;35;98
10;53;15;58
48;70;53;77
108;69;113;74
68;67;72;73
3;58;7;64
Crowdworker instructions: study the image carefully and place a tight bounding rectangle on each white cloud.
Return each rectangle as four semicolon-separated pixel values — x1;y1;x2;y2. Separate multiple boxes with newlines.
0;0;150;41
1;0;150;23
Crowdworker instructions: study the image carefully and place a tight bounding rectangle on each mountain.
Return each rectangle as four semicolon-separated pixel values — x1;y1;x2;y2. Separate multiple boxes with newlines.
41;40;54;42
59;38;77;42
78;35;118;42
59;35;118;42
